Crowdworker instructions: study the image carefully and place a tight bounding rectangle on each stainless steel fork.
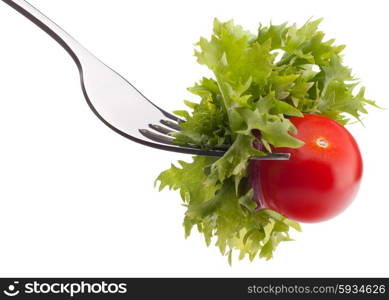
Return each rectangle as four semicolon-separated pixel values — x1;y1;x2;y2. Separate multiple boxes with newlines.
1;0;290;160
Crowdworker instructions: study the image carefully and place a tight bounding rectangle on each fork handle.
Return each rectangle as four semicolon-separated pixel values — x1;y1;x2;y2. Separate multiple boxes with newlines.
2;0;91;70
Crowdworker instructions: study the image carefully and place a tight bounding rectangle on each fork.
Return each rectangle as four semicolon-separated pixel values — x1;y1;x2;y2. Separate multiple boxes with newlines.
1;0;290;160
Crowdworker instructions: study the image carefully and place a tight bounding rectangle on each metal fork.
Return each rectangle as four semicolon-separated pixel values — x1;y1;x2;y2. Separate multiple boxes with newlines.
1;0;290;160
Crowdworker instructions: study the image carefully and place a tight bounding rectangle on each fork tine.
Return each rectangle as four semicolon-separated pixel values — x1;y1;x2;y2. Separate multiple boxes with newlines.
140;128;291;160
148;124;175;135
161;111;185;123
140;128;208;151
160;119;181;131
139;129;176;145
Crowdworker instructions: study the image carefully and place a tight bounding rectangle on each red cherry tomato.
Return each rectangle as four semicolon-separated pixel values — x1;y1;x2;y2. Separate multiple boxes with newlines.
250;114;363;223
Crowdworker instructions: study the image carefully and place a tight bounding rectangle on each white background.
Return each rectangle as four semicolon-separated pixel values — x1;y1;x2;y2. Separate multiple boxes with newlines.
0;0;388;277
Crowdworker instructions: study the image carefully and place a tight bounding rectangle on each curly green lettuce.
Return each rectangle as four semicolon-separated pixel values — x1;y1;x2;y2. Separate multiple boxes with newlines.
155;19;376;263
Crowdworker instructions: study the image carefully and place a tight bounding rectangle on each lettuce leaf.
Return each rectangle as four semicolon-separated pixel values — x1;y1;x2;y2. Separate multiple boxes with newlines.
156;18;375;263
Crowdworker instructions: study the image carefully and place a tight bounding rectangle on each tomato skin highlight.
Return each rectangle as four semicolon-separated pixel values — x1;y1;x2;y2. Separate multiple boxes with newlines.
251;114;363;223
